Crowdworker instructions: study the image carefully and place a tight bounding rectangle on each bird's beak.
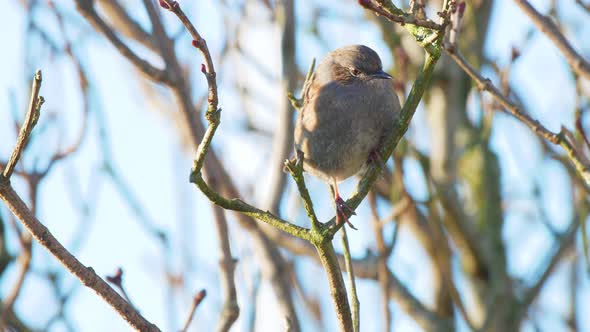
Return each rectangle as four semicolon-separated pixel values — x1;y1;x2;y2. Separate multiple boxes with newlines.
371;70;393;80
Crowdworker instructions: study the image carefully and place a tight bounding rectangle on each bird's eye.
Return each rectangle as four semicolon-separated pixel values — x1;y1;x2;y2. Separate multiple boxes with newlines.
351;68;361;76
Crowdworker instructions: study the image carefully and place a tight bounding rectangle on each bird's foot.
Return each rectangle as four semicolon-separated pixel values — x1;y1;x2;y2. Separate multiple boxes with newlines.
368;149;387;171
335;195;357;230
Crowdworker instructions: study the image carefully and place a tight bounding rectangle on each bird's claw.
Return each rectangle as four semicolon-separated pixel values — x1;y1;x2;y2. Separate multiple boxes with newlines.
335;196;357;230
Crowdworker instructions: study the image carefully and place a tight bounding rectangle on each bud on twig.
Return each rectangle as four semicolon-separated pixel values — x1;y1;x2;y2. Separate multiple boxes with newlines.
458;1;466;16
159;0;170;10
511;46;521;61
358;0;371;8
106;268;123;287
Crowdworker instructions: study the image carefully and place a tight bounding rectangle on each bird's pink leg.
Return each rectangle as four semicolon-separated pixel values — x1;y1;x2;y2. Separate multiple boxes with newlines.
333;178;357;230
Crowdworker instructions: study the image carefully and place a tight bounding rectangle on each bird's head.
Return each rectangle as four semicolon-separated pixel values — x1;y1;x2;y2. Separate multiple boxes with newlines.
328;45;392;83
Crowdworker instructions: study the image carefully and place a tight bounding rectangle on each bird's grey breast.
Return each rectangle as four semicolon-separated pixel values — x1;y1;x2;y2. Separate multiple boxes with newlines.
295;77;399;181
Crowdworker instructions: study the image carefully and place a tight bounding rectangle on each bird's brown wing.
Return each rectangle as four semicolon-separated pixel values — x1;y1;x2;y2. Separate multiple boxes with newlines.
300;70;318;110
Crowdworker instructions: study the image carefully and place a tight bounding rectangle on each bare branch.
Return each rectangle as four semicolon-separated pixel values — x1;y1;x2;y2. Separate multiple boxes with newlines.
284;154;320;232
0;184;159;331
513;0;590;80
368;191;391;331
99;0;157;52
74;0;171;84
262;0;298;214
359;0;442;30
388;271;452;331
446;50;590;188
211;207;239;332
159;0;218;109
0;72;160;332
575;0;590;14
0;229;32;326
521;219;579;310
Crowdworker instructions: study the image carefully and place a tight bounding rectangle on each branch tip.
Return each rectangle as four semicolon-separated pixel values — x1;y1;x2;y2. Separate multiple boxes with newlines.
106;267;124;287
159;0;178;11
457;1;466;16
358;0;371;8
195;289;207;303
180;289;207;332
511;46;521;61
158;0;170;10
2;69;45;179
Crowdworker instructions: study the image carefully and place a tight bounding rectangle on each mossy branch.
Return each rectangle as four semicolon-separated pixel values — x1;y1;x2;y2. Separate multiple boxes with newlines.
284;152;321;233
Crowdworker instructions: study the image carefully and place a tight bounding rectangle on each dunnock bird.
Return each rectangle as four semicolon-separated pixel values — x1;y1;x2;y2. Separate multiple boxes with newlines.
294;45;401;228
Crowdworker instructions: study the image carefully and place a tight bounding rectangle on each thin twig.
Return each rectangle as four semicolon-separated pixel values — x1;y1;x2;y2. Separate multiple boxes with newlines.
180;290;207;332
263;0;298;214
159;0;218;111
567;257;580;331
359;0;442;30
104;164;167;244
575;0;590;14
0;184;159;331
106;268;137;310
447;48;590;187
74;0;171;84
3;71;43;179
288;58;316;111
521;219;579;309
444;1;465;50
0;70;43;323
0;228;32;326
368;192;391;331
99;0;158;52
188;106;310;239
513;0;590;81
340;228;359;332
211;207;239;332
0;71;160;332
284;154;320;232
377;195;411;228
44;4;91;168
387;270;452;331
575;108;590;151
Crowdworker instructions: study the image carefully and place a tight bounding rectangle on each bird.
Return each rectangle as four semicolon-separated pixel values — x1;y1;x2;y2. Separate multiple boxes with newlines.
294;44;401;229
